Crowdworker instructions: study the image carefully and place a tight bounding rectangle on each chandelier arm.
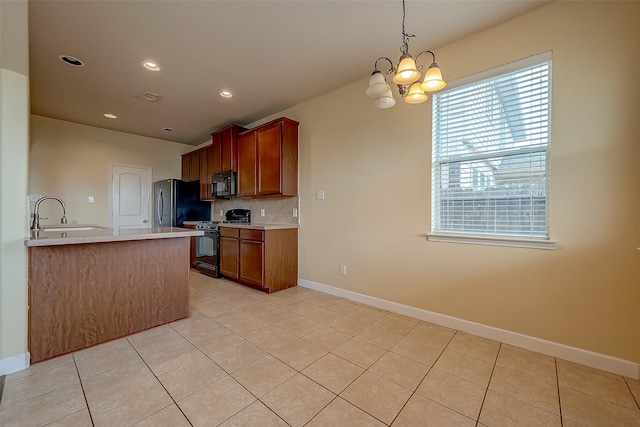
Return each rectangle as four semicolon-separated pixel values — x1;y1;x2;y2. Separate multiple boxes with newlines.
414;50;437;65
414;50;437;72
373;56;396;75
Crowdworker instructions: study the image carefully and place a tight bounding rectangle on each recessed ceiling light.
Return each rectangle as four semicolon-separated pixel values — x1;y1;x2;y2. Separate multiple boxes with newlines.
104;113;117;119
143;61;160;71
220;91;233;98
163;128;174;132
59;55;84;67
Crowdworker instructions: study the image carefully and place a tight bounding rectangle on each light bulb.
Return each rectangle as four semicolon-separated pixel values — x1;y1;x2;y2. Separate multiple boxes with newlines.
404;83;427;104
421;63;446;91
393;56;420;85
366;72;391;98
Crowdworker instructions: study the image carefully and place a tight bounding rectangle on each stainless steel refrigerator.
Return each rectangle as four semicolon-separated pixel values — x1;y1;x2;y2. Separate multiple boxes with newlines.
153;179;211;227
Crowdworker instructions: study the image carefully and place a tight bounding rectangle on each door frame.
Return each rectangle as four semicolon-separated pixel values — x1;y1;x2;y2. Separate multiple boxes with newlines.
109;163;153;228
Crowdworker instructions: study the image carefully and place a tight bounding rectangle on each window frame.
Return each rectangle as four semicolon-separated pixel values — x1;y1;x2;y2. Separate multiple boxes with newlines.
427;52;556;250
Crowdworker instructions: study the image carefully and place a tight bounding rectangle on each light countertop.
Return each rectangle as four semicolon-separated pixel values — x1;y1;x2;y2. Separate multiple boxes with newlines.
218;223;299;230
182;220;205;226
25;227;203;247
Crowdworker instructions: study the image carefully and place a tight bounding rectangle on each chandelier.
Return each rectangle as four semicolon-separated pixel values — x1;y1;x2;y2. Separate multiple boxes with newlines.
366;0;446;109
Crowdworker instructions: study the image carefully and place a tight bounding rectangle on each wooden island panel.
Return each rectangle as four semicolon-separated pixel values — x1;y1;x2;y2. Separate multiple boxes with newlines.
28;237;190;363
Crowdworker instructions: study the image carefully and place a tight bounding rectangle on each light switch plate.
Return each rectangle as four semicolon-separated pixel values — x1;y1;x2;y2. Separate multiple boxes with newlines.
316;190;325;200
29;194;41;202
88;196;94;204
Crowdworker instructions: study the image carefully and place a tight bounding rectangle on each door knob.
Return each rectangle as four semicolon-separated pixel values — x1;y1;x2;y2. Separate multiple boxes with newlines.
143;219;148;223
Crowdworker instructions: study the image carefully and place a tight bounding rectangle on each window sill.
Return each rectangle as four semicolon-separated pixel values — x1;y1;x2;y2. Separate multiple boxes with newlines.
427;233;557;250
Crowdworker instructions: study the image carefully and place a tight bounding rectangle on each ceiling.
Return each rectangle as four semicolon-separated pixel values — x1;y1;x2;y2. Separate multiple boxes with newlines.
28;0;550;146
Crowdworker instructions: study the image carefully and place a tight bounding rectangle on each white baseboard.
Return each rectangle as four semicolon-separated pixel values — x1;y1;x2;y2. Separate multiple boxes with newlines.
0;352;30;376
298;278;640;380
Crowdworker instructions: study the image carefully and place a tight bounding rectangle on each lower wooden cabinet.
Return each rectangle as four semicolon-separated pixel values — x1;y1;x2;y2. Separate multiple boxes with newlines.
183;223;198;268
239;230;264;287
219;226;297;293
219;229;239;279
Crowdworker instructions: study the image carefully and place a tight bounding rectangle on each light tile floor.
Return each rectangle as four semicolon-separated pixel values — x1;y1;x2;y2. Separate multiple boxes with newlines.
2;272;639;426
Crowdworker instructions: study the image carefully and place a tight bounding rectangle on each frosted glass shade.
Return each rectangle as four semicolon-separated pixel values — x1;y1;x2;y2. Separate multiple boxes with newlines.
366;72;391;98
374;89;396;109
421;63;446;91
404;83;427;104
393;56;420;85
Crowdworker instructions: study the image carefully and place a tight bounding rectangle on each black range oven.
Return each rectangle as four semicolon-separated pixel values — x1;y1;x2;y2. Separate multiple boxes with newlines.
194;209;251;278
195;221;220;278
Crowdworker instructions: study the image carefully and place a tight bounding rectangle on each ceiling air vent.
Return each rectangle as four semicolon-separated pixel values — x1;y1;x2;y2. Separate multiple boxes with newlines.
137;91;162;102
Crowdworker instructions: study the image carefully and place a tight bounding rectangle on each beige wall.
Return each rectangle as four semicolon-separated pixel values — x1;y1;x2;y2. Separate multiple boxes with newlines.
0;0;30;366
29;115;195;227
282;1;640;362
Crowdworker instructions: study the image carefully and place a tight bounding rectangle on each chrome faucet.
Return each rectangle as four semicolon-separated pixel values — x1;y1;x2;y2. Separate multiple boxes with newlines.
32;196;67;231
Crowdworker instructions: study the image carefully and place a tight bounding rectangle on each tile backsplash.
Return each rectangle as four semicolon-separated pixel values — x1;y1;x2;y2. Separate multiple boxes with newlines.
212;196;299;225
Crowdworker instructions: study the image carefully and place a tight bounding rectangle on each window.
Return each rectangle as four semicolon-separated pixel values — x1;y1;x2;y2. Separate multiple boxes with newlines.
430;52;552;247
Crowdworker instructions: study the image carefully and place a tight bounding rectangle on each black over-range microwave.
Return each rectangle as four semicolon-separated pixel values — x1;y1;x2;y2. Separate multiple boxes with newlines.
211;171;236;198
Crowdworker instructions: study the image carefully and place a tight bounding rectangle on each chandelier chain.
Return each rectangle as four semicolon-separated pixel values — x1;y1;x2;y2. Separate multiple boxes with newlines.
400;0;415;55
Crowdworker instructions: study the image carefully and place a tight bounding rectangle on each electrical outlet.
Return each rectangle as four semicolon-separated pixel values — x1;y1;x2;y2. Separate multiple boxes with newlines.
339;264;347;275
292;208;298;218
219;210;224;217
260;208;265;217
316;190;325;200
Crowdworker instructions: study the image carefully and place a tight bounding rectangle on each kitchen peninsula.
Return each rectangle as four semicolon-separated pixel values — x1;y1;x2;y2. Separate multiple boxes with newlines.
25;227;203;363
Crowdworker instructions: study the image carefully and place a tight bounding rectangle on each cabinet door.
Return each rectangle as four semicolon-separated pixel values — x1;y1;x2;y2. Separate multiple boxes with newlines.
219;237;239;279
199;149;210;199
210;133;222;174
239;239;264;287
181;155;190;181
183;224;198;268
189;151;200;180
237;131;257;197
257;122;282;195
220;127;235;171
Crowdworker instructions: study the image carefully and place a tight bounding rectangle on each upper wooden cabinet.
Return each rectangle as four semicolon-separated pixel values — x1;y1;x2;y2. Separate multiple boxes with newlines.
237;117;299;197
209;125;244;174
181;148;213;199
237;131;257;197
181;150;202;181
198;148;210;200
181;119;296;200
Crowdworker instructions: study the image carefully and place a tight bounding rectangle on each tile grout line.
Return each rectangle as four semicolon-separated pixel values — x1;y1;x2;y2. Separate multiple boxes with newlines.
124;336;194;427
556;357;564;426
0;374;5;406
623;378;640;412
71;353;96;427
386;325;458;426
474;340;500;427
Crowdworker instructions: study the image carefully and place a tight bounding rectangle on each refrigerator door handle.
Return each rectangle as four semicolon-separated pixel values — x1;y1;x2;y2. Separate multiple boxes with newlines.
157;189;163;226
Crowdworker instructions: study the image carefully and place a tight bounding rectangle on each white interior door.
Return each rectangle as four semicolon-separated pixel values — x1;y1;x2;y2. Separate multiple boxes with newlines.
111;165;152;230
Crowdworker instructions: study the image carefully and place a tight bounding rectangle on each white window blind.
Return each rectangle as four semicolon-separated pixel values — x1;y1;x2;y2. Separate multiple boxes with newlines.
431;54;551;240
